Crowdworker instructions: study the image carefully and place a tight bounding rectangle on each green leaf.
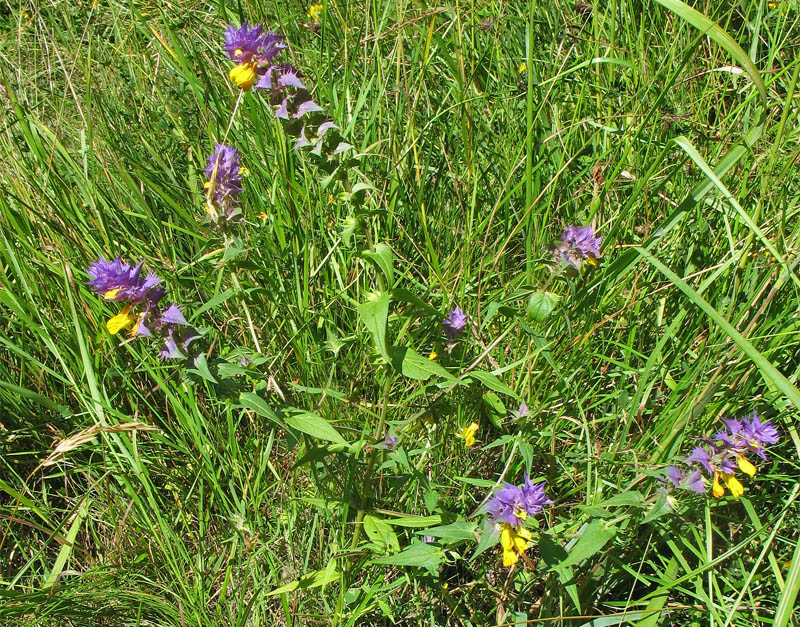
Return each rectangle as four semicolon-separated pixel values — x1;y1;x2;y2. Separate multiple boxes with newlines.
634;557;679;627
239;393;291;433
557;519;617;569
363;514;401;553
188;353;218;383
358;291;391;362
361;242;394;286
372;543;442;576
195;289;234;323
381;514;443;528
774;512;800;627
581;492;645;518
351;182;375;194
267;566;341;596
654;0;766;103
0;380;70;416
471;518;500;560
285;409;347;445
415;521;476;542
340;216;360;246
526;291;560;322
390;346;456;381
641;493;674;525
44;498;89;589
391;288;440;316
454;476;495;488
595;491;645;508
216;361;248;378
482;391;507;429
540;534;581;610
423;490;439;511
239;392;279;419
222;245;246;263
469;370;520;400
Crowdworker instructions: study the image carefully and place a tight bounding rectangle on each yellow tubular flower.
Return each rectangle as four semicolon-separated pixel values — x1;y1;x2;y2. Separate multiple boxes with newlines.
500;523;531;567
514;526;532;552
107;304;135;335
229;63;257;91
722;473;744;499
500;525;518;567
712;472;725;498
103;288;120;300
737;456;756;478
460;422;479;447
127;312;148;337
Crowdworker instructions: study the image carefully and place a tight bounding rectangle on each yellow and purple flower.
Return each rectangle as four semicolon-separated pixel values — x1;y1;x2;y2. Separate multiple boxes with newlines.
204;143;243;223
668;413;780;499
222;22;346;157
552;224;602;269
222;22;323;120
87;256;198;359
224;21;286;91
87;256;162;304
714;412;780;462
485;476;551;567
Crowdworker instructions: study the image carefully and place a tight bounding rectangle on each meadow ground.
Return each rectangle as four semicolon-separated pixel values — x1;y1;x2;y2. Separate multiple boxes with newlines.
1;0;799;625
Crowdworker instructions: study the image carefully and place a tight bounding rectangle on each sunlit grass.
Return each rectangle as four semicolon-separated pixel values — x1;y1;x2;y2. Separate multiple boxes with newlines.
1;0;799;625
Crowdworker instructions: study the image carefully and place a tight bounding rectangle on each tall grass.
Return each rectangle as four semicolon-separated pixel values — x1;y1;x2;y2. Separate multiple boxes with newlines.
1;0;799;625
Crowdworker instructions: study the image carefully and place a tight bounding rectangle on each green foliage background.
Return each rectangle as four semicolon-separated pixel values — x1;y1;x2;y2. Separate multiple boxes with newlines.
0;0;799;624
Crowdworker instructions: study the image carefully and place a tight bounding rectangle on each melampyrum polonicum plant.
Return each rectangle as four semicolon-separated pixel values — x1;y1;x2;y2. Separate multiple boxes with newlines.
75;10;787;614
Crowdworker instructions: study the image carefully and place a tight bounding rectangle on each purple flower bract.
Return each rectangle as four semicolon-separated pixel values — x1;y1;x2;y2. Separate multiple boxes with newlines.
552;224;602;268
443;306;467;337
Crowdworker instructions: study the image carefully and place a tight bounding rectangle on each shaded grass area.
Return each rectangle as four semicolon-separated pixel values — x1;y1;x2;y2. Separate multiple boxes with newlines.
1;0;800;625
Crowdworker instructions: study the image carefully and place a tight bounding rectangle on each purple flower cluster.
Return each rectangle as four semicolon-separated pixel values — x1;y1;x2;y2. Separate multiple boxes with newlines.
714;413;779;460
223;22;352;158
665;412;779;499
512;403;529;420
443;306;468;337
224;23;319;118
663;466;705;494
86;256;162;303
485;475;552;528
223;21;285;66
552;224;602;269
205;144;243;223
381;434;398;451
87;256;198;359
